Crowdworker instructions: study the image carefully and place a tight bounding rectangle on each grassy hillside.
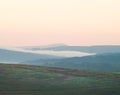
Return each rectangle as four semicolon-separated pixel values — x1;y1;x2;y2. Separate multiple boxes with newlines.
0;63;120;95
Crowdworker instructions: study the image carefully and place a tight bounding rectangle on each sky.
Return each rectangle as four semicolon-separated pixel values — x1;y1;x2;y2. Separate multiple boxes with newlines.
0;0;120;46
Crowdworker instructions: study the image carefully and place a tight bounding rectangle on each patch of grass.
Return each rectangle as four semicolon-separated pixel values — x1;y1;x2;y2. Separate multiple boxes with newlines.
0;63;120;95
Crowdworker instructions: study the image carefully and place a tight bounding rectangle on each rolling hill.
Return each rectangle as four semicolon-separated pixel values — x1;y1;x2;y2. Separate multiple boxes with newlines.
0;48;59;63
0;63;120;95
23;53;120;72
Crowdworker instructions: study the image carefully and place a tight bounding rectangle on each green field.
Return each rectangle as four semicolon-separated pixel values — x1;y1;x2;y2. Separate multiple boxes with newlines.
0;63;120;95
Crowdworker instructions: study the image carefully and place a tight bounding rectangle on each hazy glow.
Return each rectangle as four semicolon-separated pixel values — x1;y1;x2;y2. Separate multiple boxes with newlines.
0;0;120;46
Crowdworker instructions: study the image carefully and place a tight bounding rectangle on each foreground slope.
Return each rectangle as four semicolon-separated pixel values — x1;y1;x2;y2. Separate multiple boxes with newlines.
0;64;120;95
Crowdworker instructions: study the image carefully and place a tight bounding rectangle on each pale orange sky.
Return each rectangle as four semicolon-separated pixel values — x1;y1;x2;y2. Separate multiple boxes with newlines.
0;0;120;46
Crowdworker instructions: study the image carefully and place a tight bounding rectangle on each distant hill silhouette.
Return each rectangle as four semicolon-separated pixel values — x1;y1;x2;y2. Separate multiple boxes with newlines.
25;45;120;54
0;48;59;63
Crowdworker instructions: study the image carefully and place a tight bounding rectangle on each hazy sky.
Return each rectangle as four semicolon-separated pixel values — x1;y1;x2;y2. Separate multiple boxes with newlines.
0;0;120;46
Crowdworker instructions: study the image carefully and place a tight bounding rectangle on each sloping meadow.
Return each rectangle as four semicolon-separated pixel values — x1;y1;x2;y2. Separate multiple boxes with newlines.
0;63;120;95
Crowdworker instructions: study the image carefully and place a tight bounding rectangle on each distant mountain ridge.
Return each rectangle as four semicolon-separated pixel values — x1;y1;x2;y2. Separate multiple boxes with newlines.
24;45;120;54
0;48;60;63
21;43;67;50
